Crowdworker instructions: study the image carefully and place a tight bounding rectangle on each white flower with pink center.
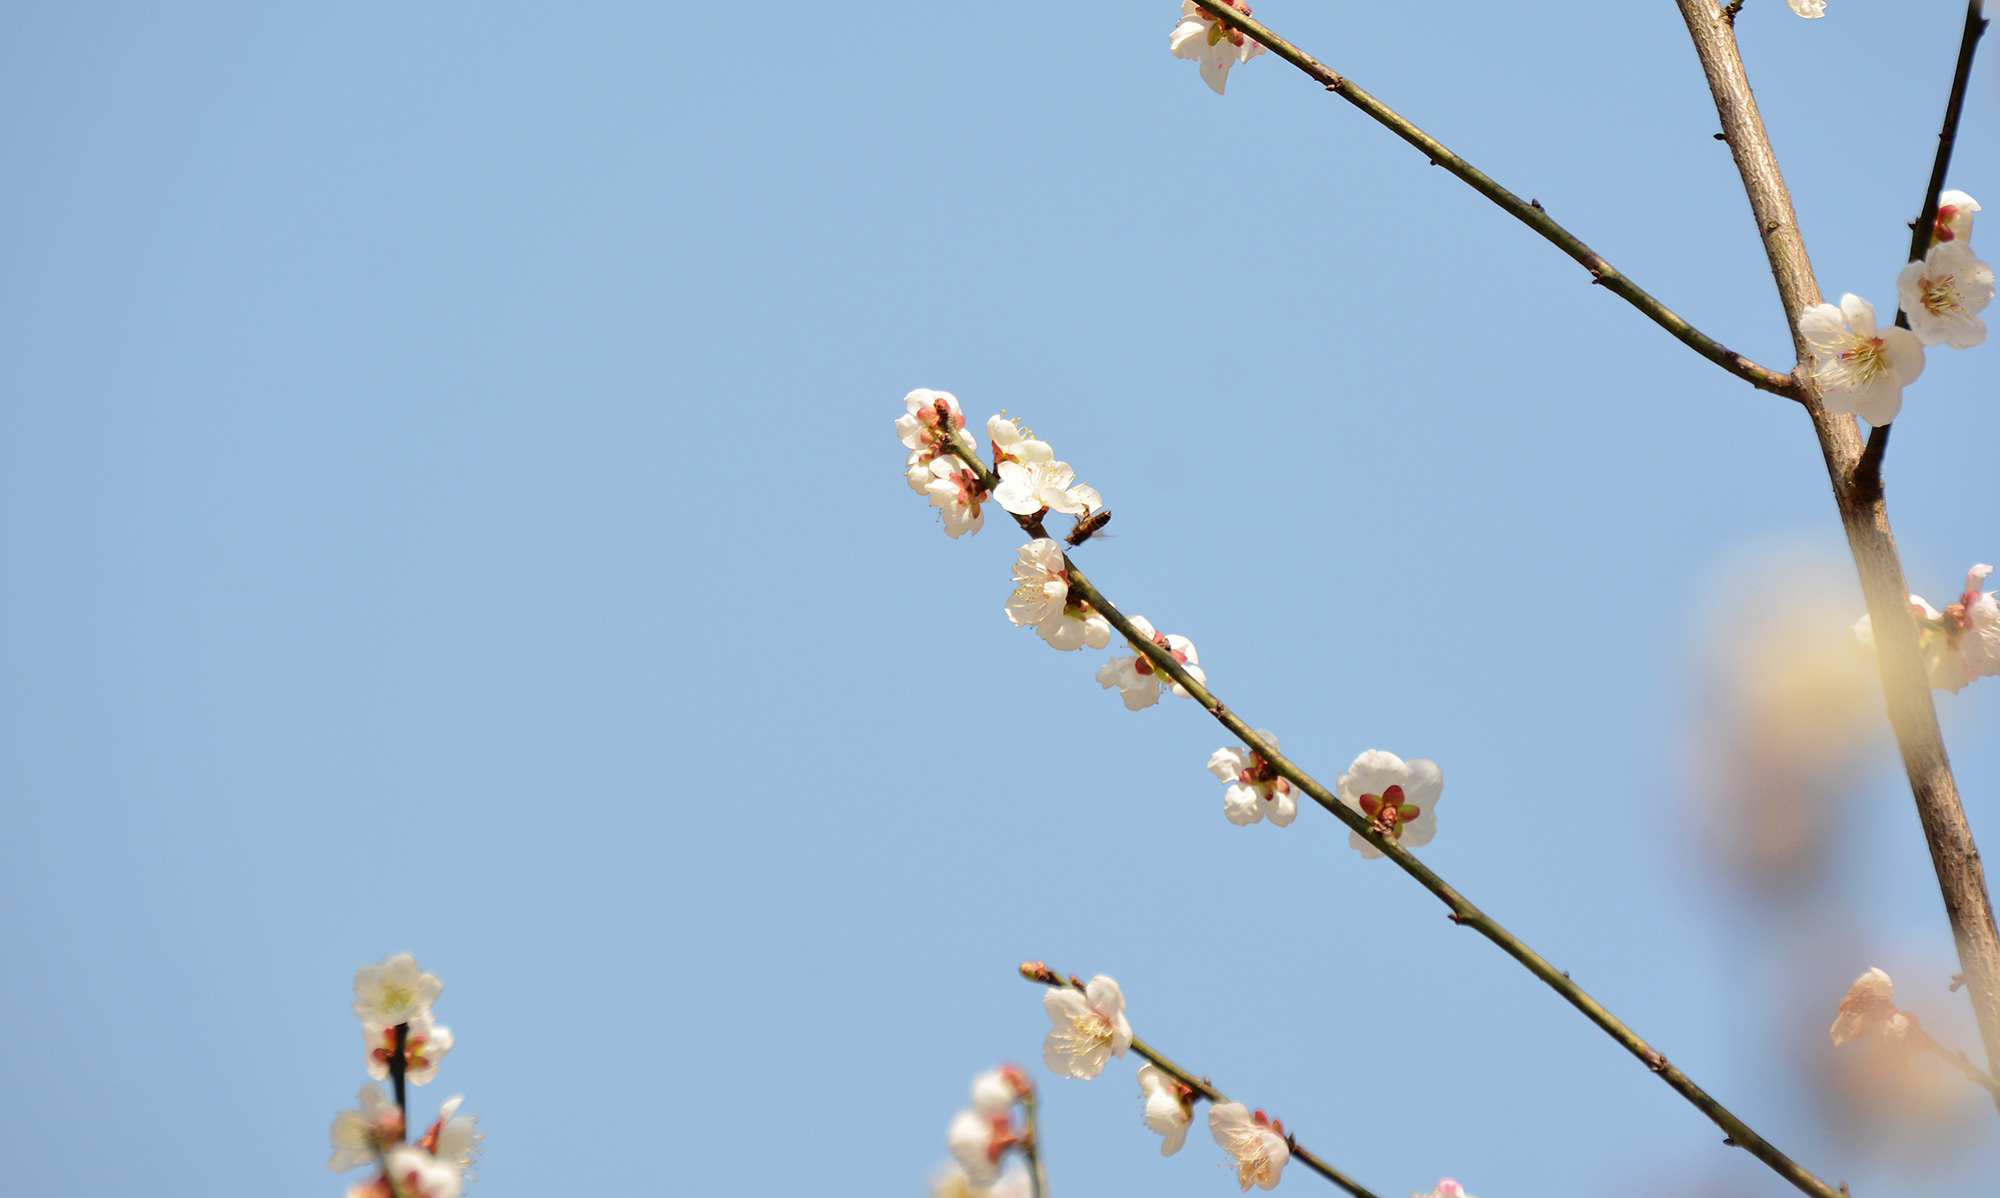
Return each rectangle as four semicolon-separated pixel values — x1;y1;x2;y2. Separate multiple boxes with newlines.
1797;294;1926;424
1137;1063;1194;1156
1097;616;1205;710
926;457;988;539
1170;1;1267;95
1006;540;1111;651
364;1011;453;1085
1934;189;1980;245
995;455;1100;518
948;1107;1013;1188
1208;1101;1289;1191
1851;565;2000;692
902;390;974;494
1898;242;1993;349
1335;750;1444;859
1208;732;1297;827
1042;974;1132;1079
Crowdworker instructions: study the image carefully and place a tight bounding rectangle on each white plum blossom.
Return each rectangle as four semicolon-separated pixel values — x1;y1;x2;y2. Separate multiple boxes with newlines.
329;1084;403;1172
1850;565;2000;692
1006;540;1112;651
417;1097;482;1177
987;415;1052;471
1209;732;1298;827
995;455;1100;518
927;457;988;539
1335;750;1444;859
932;1161;1031;1198
1413;1182;1477;1198
948;1107;1010;1188
1897;242;1993;349
1829;967;1916;1048
1786;0;1825;16
1097;616;1206;710
364;1011;453;1085
1042;974;1133;1079
1934;189;1980;245
352;954;442;1025
381;1145;463;1198
1136;1062;1193;1156
1209;1101;1289;1191
970;1065;1028;1117
1170;1;1267;95
898;389;969;455
1797;294;1926;425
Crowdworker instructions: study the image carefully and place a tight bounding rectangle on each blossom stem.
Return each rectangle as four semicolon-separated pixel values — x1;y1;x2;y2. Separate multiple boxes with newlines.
1913;1024;2000;1100
1894;0;1989;331
1676;0;2000;1114
390;1021;409;1140
1183;0;1799;398
1018;1082;1050;1198
1020;964;1383;1198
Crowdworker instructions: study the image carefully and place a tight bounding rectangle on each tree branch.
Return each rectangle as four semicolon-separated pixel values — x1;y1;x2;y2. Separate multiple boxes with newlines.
941;434;1841;1198
1185;0;1800;398
1018;1078;1050;1198
1021;963;1383;1198
1674;0;2000;1109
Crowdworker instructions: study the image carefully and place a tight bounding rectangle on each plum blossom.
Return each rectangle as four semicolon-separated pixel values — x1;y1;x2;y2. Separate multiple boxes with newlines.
948;1108;1012;1187
927;457;988;539
932;1161;1031;1198
1042;974;1132;1079
995;455;1100;518
1137;1062;1193;1156
1850;565;2000;692
971;1065;1029;1117
365;1012;453;1085
382;1145;463;1198
1006;540;1112;651
1897;242;1993;349
1934;189;1980;245
1170;1;1266;95
1209;1101;1289;1191
417;1097;482;1177
1208;733;1297;827
1786;0;1825;16
898;389;970;457
1413;1182;1476;1198
352;954;443;1025
1829;967;1917;1048
987;415;1052;471
1097;616;1206;710
1335;750;1443;859
1797;294;1925;425
329;1084;403;1172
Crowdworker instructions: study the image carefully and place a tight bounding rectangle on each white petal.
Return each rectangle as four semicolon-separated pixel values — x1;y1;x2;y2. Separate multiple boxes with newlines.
1839;293;1878;338
1224;783;1265;825
1208;747;1249;782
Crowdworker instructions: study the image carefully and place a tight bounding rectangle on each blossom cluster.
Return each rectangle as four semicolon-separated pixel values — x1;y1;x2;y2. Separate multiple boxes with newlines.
331;955;481;1198
1851;563;2000;693
1209;738;1446;856
1169;1;1266;95
897;391;1211;710
937;1065;1033;1198
1799;190;1990;425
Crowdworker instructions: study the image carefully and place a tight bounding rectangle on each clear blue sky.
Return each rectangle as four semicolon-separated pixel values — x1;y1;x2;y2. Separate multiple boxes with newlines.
2;3;1996;1195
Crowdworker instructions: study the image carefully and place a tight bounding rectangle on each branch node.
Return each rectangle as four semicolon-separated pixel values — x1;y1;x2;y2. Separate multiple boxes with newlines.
1713;132;1727;141
1529;198;1543;212
1953;973;1967;993
1723;1136;1739;1147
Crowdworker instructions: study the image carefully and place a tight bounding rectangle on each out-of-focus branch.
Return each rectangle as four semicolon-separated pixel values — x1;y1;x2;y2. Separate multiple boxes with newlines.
1674;0;2000;1111
1185;0;1799;398
1018;1081;1049;1198
1020;963;1382;1198
943;432;1842;1197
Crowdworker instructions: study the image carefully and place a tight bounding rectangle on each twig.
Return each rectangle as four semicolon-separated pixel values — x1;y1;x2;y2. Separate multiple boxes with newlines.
1185;0;1799;398
1895;0;1990;332
1018;1080;1050;1198
390;1021;409;1140
939;437;1842;1197
1021;963;1383;1198
1913;1025;2000;1100
1674;0;2000;1112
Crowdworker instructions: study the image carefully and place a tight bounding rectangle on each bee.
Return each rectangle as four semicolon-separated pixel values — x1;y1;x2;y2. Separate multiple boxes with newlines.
1065;507;1112;547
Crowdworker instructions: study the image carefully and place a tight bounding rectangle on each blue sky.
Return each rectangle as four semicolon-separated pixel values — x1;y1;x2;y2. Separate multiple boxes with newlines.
2;3;1996;1195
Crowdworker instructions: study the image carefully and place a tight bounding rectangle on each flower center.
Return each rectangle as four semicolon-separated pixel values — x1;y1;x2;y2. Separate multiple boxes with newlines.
1358;784;1419;838
1919;270;1963;316
1826;333;1889;389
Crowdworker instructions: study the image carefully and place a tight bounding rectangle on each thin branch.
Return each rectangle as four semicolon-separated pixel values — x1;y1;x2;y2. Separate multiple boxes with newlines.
1912;1024;2000;1101
390;1021;409;1140
1895;0;1990;332
1021;963;1383;1198
1674;0;2000;1110
1018;1080;1050;1198
938;438;1842;1198
1185;0;1799;398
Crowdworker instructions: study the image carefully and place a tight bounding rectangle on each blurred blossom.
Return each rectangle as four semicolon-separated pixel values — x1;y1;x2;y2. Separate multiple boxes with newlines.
1136;1062;1193;1155
1686;556;1879;885
418;1097;482;1178
1412;1182;1475;1198
931;1161;1030;1198
1852;565;2000;693
352;954;443;1025
365;1012;452;1085
1786;0;1826;16
328;1084;402;1172
382;1144;463;1198
1208;1101;1288;1191
970;1065;1027;1117
1829;967;1910;1048
948;1108;1009;1187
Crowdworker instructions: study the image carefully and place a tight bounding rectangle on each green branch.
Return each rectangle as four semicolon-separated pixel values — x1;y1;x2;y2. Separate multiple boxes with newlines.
1022;964;1383;1198
1185;0;1800;398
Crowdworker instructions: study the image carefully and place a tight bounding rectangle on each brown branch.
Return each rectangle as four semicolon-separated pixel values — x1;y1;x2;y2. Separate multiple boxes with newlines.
1186;0;1800;398
1674;0;2000;1109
